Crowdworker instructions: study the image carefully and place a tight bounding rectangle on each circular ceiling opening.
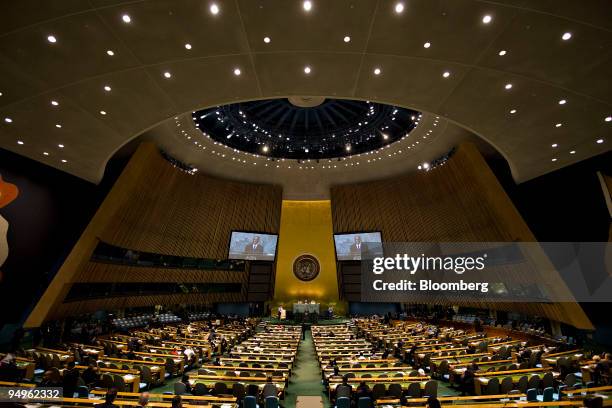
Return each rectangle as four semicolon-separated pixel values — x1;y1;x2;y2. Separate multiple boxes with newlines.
192;98;421;160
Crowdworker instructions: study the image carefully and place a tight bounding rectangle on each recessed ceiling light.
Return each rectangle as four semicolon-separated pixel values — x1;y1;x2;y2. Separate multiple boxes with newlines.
570;150;576;154
555;123;563;128
303;1;312;12
61;159;67;163
0;92;3;96
382;133;389;140
210;3;220;15
58;144;64;148
100;110;107;115
4;117;12;123
163;71;172;78
343;36;351;43
394;2;404;14
304;66;311;74
561;32;572;41
184;43;192;50
51;100;59;106
509;109;517;114
482;15;492;24
55;124;62;128
442;71;450;78
43;152;49;156
558;99;567;105
373;67;381;75
233;68;241;76
596;138;604;144
551;158;557;162
106;50;115;56
505;83;513;90
422;162;430;169
17;140;24;145
104;85;112;92
263;37;271;44
122;14;131;23
551;143;558;148
262;145;269;152
47;35;57;43
423;42;431;48
498;50;507;56
605;116;612;122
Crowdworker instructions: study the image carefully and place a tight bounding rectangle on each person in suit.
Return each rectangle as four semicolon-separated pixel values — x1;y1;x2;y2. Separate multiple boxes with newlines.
262;376;278;399
349;235;368;256
94;389;119;408
62;361;80;398
244;236;264;255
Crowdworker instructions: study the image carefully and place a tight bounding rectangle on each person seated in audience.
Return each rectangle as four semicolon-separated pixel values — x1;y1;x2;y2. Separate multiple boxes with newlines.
82;363;98;387
407;344;417;364
94;389;119;408
62;361;80;397
354;381;372;404
426;396;441;408
171;395;182;408
594;353;611;385
262;376;278;400
178;374;192;394
39;370;62;387
253;342;263;352
381;348;390;359
336;375;352;402
137;392;150;408
0;352;20;381
460;365;475;396
212;357;221;366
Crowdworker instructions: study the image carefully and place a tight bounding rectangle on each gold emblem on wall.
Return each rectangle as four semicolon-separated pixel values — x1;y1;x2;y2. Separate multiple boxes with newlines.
293;254;320;282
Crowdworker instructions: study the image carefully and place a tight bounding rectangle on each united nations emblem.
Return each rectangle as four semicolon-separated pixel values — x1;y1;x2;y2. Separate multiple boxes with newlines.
293;254;320;282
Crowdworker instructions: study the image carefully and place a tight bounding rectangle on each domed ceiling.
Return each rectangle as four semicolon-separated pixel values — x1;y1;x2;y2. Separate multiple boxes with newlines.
192;99;420;159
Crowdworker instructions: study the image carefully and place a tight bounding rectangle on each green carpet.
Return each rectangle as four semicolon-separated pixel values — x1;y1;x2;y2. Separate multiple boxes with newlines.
283;329;328;408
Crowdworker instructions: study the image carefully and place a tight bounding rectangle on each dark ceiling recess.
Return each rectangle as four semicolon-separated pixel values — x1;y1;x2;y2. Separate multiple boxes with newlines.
192;98;421;160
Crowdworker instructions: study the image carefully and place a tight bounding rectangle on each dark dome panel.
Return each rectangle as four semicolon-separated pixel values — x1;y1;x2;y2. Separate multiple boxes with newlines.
192;99;420;159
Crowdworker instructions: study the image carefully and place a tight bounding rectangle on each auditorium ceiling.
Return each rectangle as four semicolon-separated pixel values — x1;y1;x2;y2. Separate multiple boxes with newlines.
0;0;610;195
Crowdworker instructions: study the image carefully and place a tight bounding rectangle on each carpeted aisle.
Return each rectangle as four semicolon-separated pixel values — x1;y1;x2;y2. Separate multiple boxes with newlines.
283;328;328;408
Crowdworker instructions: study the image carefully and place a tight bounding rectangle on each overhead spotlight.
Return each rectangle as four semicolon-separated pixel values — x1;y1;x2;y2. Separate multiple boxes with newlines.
100;110;107;115
442;71;450;78
17;140;24;145
184;43;192;50
303;1;312;12
551;143;558;148
304;66;311;74
561;32;572;41
43;152;49;156
122;14;131;23
422;162;430;169
558;99;567;105
263;36;271;43
373;67;381;75
498;50;507;56
51;100;59;106
382;133;389;140
417;165;422;170
423;42;431;48
210;3;220;15
163;71;172;78
106;50;115;56
596;138;604;144
58;144;64;148
304;148;309;153
233;67;241;76
55;124;62;128
505;83;513;90
61;159;67;163
482;15;492;24
104;85;112;92
343;36;351;43
570;150;576;154
262;145;269;153
605;116;612;122
4;117;12;123
47;35;57;43
394;2;404;14
509;109;517;114
555;123;562;128
346;145;351;151
551;158;557;162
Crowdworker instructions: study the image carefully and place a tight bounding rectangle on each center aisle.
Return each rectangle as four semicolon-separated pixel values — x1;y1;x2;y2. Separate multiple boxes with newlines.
284;328;328;408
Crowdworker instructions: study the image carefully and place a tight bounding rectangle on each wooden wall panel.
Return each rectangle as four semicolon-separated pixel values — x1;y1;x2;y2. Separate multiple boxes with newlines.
26;143;281;324
331;142;593;330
